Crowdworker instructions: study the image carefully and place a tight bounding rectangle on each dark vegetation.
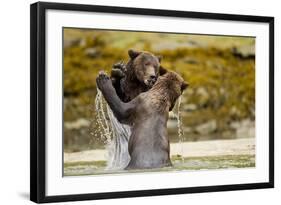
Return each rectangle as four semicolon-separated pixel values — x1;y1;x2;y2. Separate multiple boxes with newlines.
63;28;255;152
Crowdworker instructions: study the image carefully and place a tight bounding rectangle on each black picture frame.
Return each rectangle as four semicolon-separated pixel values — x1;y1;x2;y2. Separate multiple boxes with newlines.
30;1;274;203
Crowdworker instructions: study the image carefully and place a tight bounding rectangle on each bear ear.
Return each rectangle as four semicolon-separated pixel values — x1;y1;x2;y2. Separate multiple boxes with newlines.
181;81;189;91
157;55;162;63
159;66;168;75
128;49;141;59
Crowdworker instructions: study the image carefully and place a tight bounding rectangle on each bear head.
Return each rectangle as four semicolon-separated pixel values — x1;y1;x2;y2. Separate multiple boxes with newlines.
127;49;166;88
152;71;189;111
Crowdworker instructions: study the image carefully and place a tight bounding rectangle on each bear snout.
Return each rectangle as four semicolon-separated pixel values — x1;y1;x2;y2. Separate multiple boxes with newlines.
149;75;157;80
144;78;157;87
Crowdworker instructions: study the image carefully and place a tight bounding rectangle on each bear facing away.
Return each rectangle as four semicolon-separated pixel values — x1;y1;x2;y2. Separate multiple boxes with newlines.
96;70;188;169
111;49;167;102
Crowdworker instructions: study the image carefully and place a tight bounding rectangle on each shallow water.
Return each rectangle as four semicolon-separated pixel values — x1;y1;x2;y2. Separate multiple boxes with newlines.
89;89;255;178
175;96;185;162
94;89;131;169
105;105;131;169
64;154;255;176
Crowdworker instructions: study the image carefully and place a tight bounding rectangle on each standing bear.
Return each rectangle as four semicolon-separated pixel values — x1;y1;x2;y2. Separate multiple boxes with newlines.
96;70;188;169
105;49;168;169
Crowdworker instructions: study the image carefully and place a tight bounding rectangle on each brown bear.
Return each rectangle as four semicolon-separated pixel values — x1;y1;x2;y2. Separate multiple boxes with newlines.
106;49;168;169
111;49;167;103
96;70;188;169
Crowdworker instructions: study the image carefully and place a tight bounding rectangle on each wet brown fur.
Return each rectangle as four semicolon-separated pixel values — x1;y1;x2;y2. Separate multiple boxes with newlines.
96;71;188;169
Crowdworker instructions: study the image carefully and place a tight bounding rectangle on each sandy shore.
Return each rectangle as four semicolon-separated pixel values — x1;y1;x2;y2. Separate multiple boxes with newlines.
64;138;255;163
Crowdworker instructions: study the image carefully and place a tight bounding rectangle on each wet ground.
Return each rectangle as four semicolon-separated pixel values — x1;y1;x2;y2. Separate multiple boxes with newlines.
64;154;255;176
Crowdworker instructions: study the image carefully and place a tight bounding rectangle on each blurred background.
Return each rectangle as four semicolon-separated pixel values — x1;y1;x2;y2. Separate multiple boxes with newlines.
63;28;255;153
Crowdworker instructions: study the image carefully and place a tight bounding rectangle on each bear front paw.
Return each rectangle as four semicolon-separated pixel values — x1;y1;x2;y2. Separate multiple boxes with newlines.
111;61;126;84
96;71;111;90
113;61;126;72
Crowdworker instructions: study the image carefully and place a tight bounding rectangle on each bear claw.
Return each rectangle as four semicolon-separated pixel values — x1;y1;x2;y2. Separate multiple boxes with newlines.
113;61;126;71
96;71;111;89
